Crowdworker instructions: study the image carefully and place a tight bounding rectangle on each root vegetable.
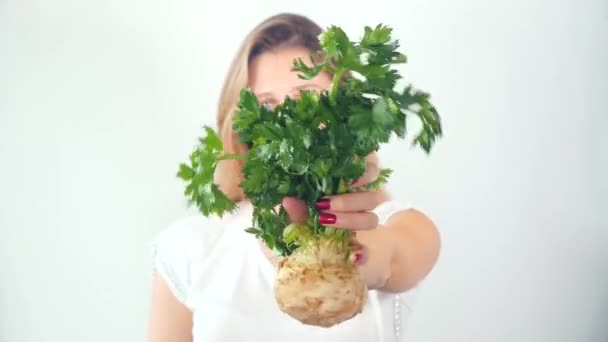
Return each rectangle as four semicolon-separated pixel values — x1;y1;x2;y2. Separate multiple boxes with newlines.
177;24;442;327
275;233;367;327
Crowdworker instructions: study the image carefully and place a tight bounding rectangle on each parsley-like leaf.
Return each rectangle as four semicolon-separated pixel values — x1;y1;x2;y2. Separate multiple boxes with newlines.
177;127;237;217
177;24;442;256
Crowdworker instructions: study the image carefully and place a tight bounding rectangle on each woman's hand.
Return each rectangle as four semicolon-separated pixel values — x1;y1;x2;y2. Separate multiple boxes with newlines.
282;154;392;289
283;154;383;228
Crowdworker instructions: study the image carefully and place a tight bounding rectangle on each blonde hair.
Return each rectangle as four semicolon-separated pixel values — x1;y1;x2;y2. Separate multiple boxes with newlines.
213;13;389;202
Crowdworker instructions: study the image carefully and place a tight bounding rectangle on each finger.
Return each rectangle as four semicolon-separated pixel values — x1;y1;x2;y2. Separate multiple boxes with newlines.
350;242;368;265
350;156;380;188
315;191;383;212
282;197;307;223
318;211;379;231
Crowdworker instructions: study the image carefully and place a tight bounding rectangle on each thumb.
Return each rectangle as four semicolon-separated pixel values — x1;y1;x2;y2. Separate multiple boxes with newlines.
282;197;308;223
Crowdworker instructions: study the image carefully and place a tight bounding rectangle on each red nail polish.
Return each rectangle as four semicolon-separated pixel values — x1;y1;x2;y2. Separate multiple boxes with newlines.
353;252;363;264
315;198;330;210
319;213;337;224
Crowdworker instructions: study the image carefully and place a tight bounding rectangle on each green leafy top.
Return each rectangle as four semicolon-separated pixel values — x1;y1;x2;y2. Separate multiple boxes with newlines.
177;24;442;256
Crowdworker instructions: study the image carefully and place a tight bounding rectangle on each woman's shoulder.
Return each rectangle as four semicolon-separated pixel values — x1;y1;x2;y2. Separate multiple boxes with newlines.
153;214;222;252
150;202;252;306
154;201;251;248
372;198;412;224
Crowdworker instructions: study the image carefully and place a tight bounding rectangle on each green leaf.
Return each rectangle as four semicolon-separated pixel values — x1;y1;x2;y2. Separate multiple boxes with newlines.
245;227;260;235
361;24;392;46
203;126;223;152
176;126;236;217
176;23;442;257
372;98;395;126
292;57;328;80
233;89;262;141
399;85;443;153
321;26;360;68
277;140;294;170
239;88;261;112
177;163;194;180
294;90;320;121
358;168;393;191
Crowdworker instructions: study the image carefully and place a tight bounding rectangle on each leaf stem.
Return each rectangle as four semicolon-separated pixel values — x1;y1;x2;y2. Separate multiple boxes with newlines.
330;68;345;106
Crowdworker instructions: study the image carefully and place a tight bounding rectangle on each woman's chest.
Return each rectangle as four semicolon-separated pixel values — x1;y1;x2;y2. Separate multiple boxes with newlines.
186;253;383;341
190;290;382;342
185;228;387;342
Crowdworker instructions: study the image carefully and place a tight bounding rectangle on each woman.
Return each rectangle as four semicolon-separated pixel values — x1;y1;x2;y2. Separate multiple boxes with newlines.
148;13;441;342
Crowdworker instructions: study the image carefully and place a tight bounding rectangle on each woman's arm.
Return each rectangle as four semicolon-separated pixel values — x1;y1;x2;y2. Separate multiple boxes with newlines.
357;208;441;292
147;273;193;342
283;152;441;292
285;196;441;292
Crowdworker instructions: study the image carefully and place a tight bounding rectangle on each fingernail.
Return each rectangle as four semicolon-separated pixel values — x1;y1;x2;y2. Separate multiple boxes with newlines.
315;198;330;210
352;252;363;264
318;213;337;224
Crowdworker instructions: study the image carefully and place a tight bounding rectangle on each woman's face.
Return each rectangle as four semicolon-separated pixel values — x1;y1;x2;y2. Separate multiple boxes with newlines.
248;46;332;109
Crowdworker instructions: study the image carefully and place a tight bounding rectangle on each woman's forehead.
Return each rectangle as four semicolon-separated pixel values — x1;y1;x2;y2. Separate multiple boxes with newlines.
248;47;331;96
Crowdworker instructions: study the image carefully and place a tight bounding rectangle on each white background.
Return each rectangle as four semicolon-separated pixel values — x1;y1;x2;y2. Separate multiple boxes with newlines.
1;0;606;341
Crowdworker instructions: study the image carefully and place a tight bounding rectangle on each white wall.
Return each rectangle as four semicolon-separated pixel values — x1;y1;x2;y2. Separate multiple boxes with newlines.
0;0;606;341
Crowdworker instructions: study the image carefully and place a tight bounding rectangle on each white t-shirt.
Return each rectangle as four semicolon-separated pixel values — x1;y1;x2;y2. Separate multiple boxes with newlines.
152;200;417;342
